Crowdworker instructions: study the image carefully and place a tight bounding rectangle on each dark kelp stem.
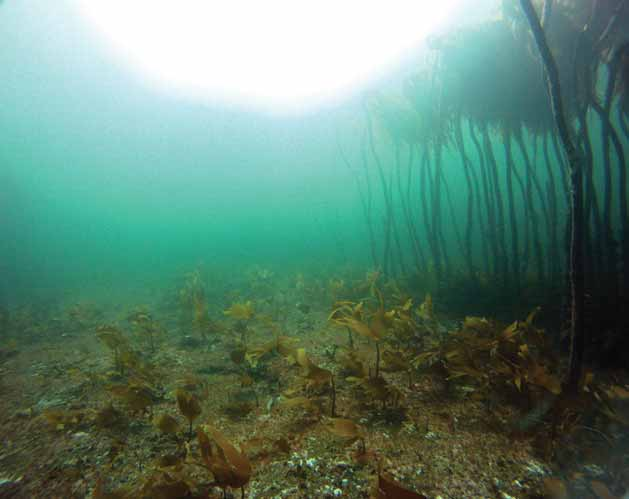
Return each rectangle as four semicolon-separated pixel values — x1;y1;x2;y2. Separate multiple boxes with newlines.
442;169;466;267
469;121;497;276
366;110;393;276
481;122;509;288
576;110;601;288
542;132;561;281
330;375;336;417
502;129;521;293
454;116;476;278
511;156;530;278
514;128;551;239
573;29;602;293
591;97;627;293
405;144;427;272
520;0;585;394
388;165;408;276
396;142;423;273
514;128;547;283
590;100;621;298
346;326;354;349
464;126;490;276
419;147;441;278
338;131;378;270
433;141;451;278
603;44;629;291
431;142;445;279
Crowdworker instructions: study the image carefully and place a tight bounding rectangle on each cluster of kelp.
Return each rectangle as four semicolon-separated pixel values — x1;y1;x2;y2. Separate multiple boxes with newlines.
32;271;454;498
340;0;629;356
2;264;627;497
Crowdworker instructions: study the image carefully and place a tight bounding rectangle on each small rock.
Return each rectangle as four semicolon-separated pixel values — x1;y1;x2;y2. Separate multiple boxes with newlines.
582;464;605;478
35;398;64;410
424;431;439;440
14;408;33;418
0;476;23;496
525;461;548;477
512;479;524;488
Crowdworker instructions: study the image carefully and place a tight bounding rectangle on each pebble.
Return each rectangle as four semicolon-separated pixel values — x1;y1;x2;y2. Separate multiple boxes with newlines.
321;484;343;497
424;431;439;440
524;461;547;477
14;408;33;418
274;486;298;498
582;464;605;478
35;398;64;410
0;476;23;496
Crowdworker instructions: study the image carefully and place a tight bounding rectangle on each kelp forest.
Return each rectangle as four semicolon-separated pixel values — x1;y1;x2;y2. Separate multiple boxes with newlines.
1;1;629;498
341;0;629;360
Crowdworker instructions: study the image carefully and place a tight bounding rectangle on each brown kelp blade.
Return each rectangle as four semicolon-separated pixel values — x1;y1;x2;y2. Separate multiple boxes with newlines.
373;473;427;499
197;425;252;489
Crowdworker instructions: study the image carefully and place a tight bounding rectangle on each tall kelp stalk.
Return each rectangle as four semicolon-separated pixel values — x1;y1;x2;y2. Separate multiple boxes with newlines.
453;115;478;279
341;1;628;342
610;43;629;291
365;111;392;276
541;132;562;282
501;127;522;293
519;0;585;392
481;122;509;288
368;91;444;280
366;108;407;277
395;142;426;274
550;0;629;363
514;126;550;283
594;44;628;296
419;147;441;279
469;121;498;276
337;132;379;270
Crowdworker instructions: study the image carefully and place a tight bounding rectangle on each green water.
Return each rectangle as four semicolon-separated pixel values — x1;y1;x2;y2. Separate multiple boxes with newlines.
1;0;627;322
2;2;629;497
0;3;377;306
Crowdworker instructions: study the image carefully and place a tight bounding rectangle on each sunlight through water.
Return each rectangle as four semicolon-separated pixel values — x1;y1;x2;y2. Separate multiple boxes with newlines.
77;0;461;111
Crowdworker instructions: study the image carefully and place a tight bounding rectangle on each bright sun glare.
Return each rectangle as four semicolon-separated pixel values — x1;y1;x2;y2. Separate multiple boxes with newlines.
78;1;460;111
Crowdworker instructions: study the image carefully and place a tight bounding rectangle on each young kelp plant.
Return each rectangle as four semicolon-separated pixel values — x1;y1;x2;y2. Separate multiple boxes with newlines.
127;309;162;354
176;388;202;438
325;417;367;457
96;325;131;375
329;290;393;379
108;381;159;416
197;425;252;499
224;301;255;346
295;348;336;417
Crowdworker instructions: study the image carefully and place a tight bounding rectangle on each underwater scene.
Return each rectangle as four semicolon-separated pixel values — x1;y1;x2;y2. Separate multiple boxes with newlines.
1;0;629;497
